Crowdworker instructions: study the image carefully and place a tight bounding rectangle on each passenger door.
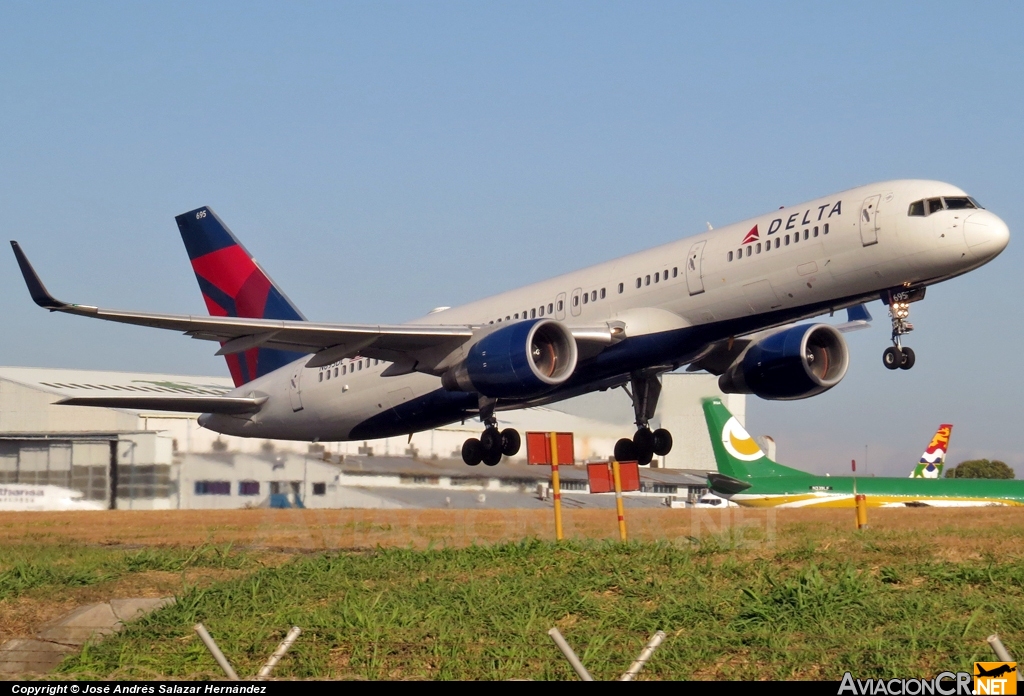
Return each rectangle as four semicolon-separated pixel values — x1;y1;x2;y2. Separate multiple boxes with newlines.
686;241;706;295
288;368;303;412
860;195;881;246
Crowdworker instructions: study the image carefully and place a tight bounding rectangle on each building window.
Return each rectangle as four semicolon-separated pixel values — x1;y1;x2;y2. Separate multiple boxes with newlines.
195;481;230;495
239;481;260;496
312;482;326;496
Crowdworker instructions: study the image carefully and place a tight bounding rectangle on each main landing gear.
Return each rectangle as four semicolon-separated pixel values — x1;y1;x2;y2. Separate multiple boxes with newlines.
612;372;674;466
882;299;916;371
461;398;522;466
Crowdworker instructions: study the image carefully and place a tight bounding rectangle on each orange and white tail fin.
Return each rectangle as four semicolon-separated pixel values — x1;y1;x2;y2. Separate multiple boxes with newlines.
910;424;952;478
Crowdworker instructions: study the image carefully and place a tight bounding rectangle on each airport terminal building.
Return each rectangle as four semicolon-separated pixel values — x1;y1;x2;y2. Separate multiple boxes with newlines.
0;366;747;510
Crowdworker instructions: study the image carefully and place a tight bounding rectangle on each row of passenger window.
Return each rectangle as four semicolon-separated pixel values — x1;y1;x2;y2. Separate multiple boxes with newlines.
633;266;680;290
908;196;981;217
727;224;829;262
318;358;382;383
486;264;683;324
489;300;562;325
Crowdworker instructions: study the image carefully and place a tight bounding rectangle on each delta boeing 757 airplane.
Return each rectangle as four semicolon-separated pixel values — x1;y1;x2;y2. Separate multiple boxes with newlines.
11;180;1009;466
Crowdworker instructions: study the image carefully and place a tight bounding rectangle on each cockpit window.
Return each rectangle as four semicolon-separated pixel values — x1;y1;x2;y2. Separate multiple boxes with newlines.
943;197;978;210
909;196;983;217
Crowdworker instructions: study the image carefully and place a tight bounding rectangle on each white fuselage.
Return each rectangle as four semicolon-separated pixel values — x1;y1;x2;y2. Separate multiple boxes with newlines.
202;180;1009;441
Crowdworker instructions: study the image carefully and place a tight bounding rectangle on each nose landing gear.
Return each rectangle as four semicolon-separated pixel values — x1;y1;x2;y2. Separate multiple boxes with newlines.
882;299;916;371
613;372;674;466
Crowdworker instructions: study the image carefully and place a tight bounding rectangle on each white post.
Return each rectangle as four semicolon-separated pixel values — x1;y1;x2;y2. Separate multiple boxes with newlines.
255;626;302;680
194;623;239;680
987;634;1021;680
620;630;666;681
547;627;593;681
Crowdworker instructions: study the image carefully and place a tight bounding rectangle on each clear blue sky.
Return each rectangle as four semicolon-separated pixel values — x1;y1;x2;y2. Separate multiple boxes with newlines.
2;2;1021;476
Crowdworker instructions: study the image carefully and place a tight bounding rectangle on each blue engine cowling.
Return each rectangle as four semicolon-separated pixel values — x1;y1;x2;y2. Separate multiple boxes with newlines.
441;319;578;399
718;323;849;400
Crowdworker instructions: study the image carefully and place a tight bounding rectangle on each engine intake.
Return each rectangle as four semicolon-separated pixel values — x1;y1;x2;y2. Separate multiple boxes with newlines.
441;319;578;399
718;323;849;400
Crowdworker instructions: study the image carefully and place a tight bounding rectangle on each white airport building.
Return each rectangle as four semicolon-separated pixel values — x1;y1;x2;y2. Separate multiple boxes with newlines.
0;366;747;510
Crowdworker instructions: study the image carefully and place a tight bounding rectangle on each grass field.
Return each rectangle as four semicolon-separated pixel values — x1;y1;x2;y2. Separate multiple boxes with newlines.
2;507;1023;680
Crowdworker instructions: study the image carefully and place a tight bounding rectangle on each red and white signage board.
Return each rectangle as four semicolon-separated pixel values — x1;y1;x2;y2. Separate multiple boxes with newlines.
587;461;641;493
525;432;575;466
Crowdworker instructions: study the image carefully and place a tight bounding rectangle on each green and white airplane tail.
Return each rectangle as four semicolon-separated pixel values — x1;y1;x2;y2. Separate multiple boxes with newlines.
702;398;813;481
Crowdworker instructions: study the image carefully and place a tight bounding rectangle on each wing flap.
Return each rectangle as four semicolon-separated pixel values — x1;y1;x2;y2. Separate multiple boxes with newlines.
56;395;266;415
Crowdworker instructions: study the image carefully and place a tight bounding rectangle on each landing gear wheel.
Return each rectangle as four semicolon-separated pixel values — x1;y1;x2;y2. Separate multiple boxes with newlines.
500;428;521;457
882;346;902;370
652;429;673;457
462;438;483;466
482;447;502;466
480;427;501;452
614;438;637;463
899;346;916;370
632;429;655;466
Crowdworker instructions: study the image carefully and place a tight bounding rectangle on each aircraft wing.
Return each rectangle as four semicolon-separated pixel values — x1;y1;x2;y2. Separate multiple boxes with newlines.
686;304;874;375
12;242;620;372
56;395;266;414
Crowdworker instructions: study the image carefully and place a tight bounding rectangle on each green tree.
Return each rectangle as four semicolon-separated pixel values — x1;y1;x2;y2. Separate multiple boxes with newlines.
944;459;1015;479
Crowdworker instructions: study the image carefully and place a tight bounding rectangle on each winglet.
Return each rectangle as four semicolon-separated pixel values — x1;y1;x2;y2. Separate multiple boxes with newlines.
10;241;67;310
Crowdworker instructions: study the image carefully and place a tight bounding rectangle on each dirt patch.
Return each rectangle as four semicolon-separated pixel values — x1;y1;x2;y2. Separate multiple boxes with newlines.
0;567;258;646
4;507;1024;553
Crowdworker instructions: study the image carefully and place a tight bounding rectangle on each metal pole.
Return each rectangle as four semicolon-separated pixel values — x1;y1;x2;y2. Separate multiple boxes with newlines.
987;634;1021;680
255;626;302;680
620;630;666;681
550;432;564;541
194;623;239;680
547;627;593;681
612;460;627;541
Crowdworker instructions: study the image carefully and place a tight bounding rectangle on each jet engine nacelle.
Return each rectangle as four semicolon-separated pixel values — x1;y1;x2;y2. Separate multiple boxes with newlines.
441;319;578;399
718;323;849;400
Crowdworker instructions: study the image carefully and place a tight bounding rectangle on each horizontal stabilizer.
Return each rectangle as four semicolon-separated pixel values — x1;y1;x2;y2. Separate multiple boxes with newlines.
56;395;266;415
707;473;752;495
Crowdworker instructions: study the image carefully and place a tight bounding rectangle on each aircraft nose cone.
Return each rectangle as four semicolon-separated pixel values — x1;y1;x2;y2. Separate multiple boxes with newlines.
964;211;1010;260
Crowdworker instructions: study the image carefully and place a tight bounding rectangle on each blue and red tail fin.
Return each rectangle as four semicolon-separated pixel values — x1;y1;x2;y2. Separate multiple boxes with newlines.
175;206;306;387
